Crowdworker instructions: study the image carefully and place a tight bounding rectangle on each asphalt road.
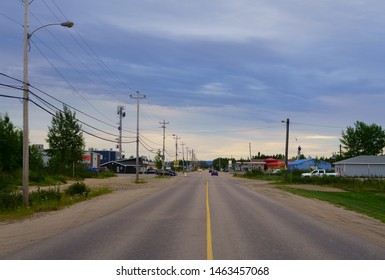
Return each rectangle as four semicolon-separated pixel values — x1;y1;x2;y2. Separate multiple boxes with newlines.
5;172;385;259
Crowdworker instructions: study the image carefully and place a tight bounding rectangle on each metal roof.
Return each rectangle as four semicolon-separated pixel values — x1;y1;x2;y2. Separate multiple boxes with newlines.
288;158;329;165
335;155;385;165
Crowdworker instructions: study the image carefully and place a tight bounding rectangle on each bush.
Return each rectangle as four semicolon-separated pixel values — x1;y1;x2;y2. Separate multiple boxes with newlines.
243;169;264;177
0;191;23;211
29;187;61;204
65;182;90;197
0;172;15;193
29;170;46;184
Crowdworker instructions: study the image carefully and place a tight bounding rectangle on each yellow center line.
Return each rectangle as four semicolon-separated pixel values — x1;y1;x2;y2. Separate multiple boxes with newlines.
206;179;214;260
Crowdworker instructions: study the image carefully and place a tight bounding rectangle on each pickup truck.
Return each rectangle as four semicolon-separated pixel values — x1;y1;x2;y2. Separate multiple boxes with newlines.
301;169;340;177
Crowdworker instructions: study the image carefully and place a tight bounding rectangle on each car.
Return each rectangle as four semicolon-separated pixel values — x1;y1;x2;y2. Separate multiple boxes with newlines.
301;169;339;177
144;169;156;174
155;169;177;176
168;170;177;176
211;170;218;176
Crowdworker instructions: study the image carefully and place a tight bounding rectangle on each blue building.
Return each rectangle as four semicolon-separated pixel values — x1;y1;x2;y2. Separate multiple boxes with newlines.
288;158;332;171
90;150;121;165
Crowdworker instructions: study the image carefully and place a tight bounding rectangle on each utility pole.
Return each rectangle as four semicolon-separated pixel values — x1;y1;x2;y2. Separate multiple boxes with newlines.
130;91;146;183
22;1;73;207
191;149;194;170
116;105;126;159
181;142;185;172
186;146;189;171
22;0;30;207
173;134;181;171
283;118;290;182
249;142;252;161
160;120;169;170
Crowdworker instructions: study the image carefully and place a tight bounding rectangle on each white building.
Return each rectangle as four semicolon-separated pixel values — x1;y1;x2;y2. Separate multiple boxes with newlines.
335;155;385;177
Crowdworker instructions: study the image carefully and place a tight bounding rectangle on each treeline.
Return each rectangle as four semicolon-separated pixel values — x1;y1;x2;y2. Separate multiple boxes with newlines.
0;107;97;193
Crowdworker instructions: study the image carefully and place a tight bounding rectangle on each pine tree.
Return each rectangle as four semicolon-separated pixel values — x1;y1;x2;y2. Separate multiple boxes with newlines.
46;106;85;174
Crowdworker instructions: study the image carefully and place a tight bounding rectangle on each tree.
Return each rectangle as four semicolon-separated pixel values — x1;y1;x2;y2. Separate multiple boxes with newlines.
46;106;85;174
29;145;44;171
212;157;235;170
154;149;163;169
0;113;23;172
340;121;385;157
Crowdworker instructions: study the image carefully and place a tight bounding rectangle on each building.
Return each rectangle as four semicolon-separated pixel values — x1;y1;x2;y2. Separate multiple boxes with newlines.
101;157;149;174
90;150;122;165
82;152;101;171
263;158;286;169
335;155;385;177
288;158;332;171
236;161;266;172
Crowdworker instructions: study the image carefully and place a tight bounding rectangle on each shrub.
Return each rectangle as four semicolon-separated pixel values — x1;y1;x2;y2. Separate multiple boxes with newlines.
0;172;15;193
29;170;46;184
29;187;61;204
65;182;90;197
0;191;23;211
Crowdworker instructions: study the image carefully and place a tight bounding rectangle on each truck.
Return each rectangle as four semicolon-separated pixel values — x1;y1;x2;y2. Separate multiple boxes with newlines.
301;169;340;177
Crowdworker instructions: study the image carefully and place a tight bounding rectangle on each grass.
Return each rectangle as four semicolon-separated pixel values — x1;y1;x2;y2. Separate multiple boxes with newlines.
0;185;112;222
236;170;385;223
277;186;385;223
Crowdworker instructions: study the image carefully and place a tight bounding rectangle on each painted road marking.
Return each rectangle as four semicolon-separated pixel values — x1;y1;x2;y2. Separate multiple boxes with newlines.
206;180;213;260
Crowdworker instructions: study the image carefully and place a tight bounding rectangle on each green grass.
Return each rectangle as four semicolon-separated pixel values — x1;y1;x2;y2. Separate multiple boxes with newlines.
278;186;385;223
0;186;112;222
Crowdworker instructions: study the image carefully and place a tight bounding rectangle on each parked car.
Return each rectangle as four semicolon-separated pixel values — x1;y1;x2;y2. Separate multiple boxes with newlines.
168;170;177;176
301;169;339;177
155;169;177;176
211;170;218;176
144;168;156;174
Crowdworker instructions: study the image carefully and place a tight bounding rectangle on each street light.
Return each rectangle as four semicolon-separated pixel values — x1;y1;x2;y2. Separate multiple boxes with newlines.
28;22;74;39
22;0;74;206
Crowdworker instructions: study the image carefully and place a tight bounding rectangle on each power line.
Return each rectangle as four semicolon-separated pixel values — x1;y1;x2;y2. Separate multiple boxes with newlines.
30;39;116;124
0;12;23;27
291;121;344;129
1;72;137;143
28;95;136;144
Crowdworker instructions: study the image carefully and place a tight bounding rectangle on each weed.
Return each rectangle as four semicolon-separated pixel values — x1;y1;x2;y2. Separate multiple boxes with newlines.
64;182;90;197
0;191;23;211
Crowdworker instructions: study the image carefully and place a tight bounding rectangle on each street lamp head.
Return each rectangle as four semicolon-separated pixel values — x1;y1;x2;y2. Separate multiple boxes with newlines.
29;21;75;39
61;21;74;28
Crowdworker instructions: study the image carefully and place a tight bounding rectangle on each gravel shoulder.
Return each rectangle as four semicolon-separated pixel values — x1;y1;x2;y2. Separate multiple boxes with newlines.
1;173;385;258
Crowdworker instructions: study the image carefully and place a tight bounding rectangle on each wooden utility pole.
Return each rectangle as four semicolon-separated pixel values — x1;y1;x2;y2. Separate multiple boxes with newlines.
130;91;146;183
284;118;290;182
160;120;169;170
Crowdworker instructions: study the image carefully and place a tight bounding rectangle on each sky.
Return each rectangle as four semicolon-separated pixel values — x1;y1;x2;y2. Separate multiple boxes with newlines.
1;0;385;161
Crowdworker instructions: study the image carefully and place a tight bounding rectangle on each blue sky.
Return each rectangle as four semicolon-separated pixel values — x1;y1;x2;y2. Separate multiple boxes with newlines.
1;0;385;160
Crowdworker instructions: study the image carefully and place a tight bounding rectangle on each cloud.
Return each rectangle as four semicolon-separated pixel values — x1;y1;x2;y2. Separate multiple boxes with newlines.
3;0;385;160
